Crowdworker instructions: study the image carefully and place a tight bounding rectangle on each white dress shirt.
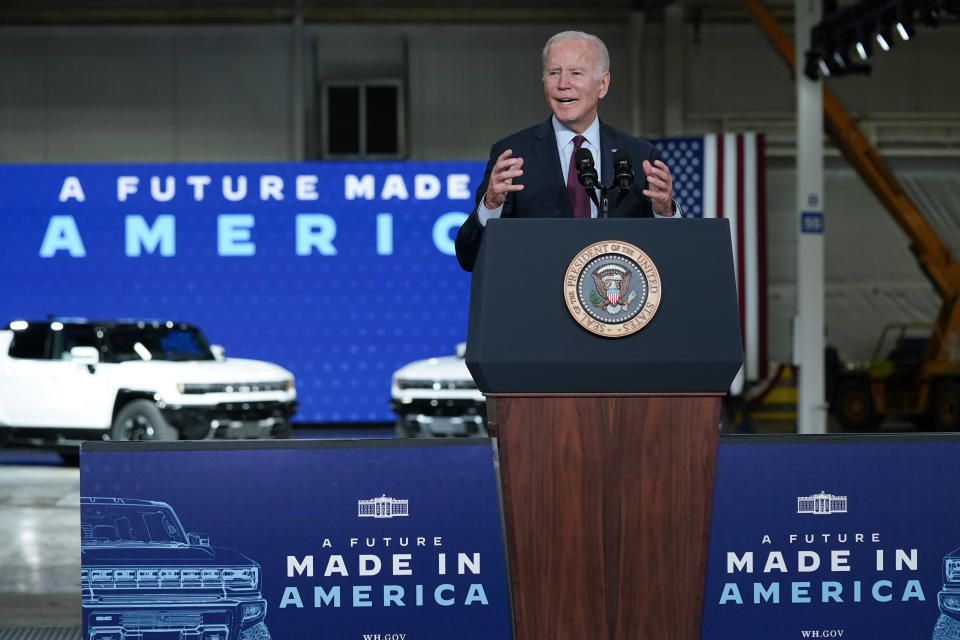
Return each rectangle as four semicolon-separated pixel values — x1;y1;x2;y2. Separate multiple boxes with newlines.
553;116;602;219
478;115;601;225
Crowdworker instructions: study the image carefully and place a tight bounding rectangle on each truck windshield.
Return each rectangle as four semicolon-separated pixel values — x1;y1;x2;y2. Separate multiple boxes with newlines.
82;504;188;546
107;326;215;362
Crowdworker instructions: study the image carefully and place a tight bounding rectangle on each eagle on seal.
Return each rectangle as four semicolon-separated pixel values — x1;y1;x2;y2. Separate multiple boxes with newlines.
592;267;632;306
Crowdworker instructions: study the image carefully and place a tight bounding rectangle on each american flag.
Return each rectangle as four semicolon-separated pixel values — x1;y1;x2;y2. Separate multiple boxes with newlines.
654;133;768;387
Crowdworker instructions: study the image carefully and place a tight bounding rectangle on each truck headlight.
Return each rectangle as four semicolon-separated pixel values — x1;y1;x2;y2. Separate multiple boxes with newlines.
83;567;139;587
223;567;259;590
137;569;160;583
159;569;180;582
180;568;202;585
242;602;266;622
114;569;136;584
90;569;113;583
946;558;960;581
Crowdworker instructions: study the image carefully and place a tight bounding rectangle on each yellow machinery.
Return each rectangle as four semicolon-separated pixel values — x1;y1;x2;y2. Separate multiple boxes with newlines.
743;0;960;430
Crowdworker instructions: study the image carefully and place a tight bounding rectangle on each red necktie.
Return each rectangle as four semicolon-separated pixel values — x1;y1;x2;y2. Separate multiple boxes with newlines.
567;135;591;219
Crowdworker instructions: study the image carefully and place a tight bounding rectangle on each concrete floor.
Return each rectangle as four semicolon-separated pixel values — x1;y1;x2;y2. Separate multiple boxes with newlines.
0;450;81;627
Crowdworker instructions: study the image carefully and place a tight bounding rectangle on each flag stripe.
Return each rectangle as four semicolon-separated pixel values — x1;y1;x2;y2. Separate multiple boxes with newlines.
756;134;769;377
743;133;760;380
654;133;767;384
703;135;718;219
723;133;739;279
735;134;747;366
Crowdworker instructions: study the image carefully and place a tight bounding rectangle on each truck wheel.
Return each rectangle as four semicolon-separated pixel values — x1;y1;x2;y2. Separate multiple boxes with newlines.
834;379;882;432
929;380;960;432
271;418;292;439
933;614;960;640
239;622;271;640
395;418;419;438
111;400;178;441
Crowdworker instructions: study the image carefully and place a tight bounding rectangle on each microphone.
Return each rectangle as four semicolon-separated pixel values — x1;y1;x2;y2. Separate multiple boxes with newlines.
613;149;634;210
574;148;599;190
613;149;634;191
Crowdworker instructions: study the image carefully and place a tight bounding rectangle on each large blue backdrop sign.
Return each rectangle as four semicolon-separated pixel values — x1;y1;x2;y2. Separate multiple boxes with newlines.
702;435;960;640
0;163;481;422
0;140;720;424
79;439;513;640
0;136;729;424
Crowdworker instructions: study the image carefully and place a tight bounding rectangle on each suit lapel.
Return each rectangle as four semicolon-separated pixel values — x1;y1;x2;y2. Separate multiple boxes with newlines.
532;118;572;217
599;120;617;191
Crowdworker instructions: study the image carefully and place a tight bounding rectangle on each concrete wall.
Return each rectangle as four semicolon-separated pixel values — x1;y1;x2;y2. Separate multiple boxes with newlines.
2;21;958;161
0;26;295;162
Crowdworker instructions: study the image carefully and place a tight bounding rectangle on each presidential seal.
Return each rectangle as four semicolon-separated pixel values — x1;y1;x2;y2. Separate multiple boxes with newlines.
563;240;662;338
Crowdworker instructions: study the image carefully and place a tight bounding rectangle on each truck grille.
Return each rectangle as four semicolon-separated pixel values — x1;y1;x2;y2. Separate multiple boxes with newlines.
180;381;289;394
393;398;485;417
83;566;257;590
121;611;203;629
395;379;477;390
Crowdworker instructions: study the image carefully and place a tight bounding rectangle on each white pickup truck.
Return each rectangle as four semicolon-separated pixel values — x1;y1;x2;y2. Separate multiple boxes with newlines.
389;343;486;438
0;318;297;449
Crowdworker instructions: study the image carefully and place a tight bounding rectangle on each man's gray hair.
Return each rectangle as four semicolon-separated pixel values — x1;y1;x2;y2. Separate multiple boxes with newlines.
541;31;610;79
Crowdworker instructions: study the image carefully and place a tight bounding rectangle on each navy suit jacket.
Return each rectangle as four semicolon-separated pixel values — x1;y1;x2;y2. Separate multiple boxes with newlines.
455;117;665;272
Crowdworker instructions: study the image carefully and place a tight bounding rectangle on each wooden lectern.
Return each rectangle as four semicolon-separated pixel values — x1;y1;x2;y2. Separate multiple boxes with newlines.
465;218;742;640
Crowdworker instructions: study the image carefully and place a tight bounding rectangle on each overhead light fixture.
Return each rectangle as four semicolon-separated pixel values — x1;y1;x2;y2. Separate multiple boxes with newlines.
876;31;891;50
896;13;915;39
805;0;943;80
854;22;875;60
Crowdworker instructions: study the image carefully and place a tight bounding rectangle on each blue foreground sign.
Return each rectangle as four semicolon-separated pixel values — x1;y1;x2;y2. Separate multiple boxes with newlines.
79;439;513;640
81;432;960;640
702;434;960;640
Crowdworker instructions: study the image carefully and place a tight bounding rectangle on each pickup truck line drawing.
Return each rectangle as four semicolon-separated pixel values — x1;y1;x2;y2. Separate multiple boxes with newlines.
81;497;270;640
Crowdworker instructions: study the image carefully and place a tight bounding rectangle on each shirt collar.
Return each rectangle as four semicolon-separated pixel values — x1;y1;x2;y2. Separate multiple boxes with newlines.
552;115;601;153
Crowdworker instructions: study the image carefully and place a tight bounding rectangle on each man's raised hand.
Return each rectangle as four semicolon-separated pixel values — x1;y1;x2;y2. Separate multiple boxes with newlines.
642;159;675;217
483;149;525;210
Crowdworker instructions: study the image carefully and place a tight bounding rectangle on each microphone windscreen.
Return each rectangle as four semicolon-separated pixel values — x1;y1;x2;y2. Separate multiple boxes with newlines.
574;147;595;169
613;148;632;168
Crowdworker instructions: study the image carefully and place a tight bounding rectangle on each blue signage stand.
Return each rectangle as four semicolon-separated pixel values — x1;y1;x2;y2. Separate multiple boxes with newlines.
80;439;514;640
81;432;960;640
702;433;960;640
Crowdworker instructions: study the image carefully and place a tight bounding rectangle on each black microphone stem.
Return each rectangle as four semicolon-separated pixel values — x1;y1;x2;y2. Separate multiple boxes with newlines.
598;186;612;218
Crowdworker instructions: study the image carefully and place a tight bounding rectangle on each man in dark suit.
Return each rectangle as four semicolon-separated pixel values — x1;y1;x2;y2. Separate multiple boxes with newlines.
455;30;680;272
